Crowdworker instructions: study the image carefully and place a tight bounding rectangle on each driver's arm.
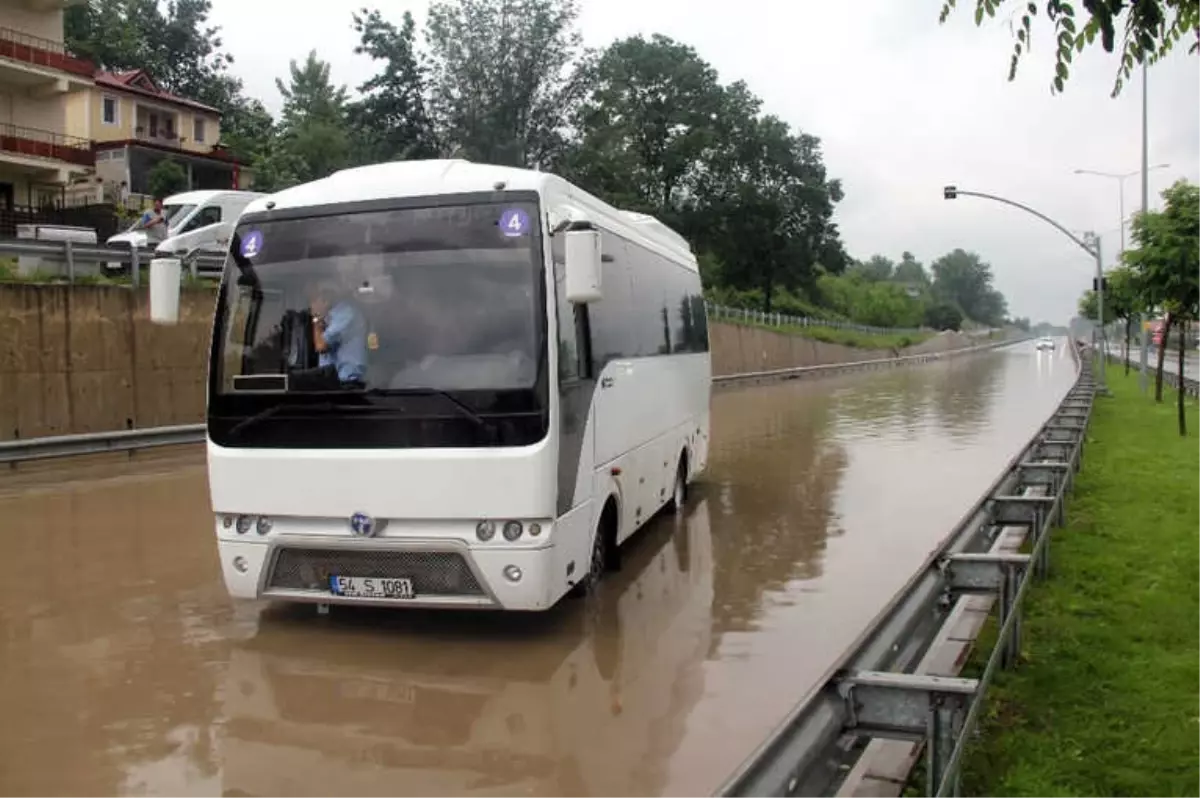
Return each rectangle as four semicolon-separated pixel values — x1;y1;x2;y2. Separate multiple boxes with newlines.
314;305;350;354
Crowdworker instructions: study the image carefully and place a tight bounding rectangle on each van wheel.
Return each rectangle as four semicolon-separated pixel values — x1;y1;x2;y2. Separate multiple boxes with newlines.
669;456;688;514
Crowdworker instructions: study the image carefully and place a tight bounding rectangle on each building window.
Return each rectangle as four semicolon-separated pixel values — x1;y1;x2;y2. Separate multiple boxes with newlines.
102;95;118;126
193;118;206;143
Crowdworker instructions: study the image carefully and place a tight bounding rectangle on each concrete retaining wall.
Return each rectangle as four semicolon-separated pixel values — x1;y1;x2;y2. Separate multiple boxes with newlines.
0;284;214;440
0;284;998;440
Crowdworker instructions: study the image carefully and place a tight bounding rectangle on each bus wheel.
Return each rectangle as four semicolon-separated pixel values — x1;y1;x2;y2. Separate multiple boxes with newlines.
571;499;616;598
670;454;689;514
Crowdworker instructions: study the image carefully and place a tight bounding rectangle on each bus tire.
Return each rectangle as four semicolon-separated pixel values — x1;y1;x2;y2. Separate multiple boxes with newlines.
669;451;689;514
571;497;618;598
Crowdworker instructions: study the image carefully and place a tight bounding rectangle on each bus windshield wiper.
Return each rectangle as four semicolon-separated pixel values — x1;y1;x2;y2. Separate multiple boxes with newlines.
227;397;405;438
366;388;487;428
226;401;330;438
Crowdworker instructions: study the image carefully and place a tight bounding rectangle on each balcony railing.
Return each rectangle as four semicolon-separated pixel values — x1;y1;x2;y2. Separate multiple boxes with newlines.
0;123;94;167
0;26;95;78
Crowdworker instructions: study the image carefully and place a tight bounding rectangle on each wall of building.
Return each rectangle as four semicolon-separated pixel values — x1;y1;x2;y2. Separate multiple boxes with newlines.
0;284;991;440
69;88;222;156
2;86;65;132
62;89;90;140
0;4;64;43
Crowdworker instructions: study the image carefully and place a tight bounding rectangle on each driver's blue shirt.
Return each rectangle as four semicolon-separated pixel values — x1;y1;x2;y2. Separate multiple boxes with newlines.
319;300;368;383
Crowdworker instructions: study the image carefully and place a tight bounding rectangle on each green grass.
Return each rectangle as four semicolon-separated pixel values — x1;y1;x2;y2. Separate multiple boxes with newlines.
724;316;935;350
959;366;1200;797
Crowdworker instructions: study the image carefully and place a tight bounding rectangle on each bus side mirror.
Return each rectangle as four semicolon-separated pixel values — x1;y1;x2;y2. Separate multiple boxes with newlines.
149;257;182;324
564;228;602;304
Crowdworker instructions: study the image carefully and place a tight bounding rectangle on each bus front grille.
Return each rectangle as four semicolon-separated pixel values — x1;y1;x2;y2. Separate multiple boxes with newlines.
266;548;486;597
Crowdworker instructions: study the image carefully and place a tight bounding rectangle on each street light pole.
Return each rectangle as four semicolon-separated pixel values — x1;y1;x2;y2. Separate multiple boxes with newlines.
1139;62;1151;392
942;185;1109;394
1074;160;1169;389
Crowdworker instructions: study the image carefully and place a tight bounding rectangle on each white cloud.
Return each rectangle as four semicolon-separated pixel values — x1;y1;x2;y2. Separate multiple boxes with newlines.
208;0;1199;324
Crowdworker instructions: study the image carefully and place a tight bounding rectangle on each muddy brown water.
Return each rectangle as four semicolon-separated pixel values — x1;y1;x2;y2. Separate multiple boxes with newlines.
0;342;1076;796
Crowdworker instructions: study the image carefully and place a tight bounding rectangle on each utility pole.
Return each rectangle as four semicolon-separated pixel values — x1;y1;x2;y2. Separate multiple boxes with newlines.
1138;61;1151;392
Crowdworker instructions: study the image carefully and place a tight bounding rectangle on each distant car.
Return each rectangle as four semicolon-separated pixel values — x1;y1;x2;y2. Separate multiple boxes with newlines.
1035;337;1055;351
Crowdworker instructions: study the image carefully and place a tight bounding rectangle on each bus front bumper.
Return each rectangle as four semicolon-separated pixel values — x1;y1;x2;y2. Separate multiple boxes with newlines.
217;535;565;611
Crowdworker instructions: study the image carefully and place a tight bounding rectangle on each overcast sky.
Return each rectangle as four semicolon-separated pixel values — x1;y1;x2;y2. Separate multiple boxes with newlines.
207;0;1199;325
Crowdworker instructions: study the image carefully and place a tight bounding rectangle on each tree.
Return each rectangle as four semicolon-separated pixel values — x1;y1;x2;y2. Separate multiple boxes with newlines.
271;51;352;186
1079;266;1141;374
1124;179;1199;434
564;34;725;216
563;34;845;310
423;0;589;168
931;249;1008;326
348;8;439;163
939;0;1200;97
925;302;964;331
147;159;187;198
893;251;929;285
851;255;895;282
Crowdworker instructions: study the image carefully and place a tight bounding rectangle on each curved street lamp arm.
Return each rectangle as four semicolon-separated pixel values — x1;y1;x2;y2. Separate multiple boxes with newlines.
951;189;1096;258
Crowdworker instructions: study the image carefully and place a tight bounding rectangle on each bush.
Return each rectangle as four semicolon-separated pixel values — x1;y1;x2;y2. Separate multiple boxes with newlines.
924;302;963;331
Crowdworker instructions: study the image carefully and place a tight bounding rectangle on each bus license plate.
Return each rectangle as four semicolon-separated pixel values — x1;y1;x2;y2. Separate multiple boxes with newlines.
329;575;415;599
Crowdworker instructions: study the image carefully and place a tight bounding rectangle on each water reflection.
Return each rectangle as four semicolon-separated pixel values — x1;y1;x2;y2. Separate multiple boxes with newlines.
217;500;715;797
827;350;1006;444
0;465;225;797
707;382;848;632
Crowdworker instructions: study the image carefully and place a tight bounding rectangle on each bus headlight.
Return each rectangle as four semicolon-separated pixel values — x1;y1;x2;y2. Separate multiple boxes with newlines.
236;515;253;535
256;516;273;535
529;523;542;537
502;521;523;541
476;520;495;542
503;565;523;583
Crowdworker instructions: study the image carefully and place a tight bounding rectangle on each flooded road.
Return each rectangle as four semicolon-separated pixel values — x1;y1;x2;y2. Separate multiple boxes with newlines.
0;341;1077;797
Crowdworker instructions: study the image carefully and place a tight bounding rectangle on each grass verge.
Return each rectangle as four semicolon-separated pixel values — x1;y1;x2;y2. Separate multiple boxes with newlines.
959;366;1199;796
724;316;935;350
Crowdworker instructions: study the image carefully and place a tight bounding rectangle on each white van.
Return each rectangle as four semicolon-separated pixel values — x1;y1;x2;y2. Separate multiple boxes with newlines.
107;189;265;259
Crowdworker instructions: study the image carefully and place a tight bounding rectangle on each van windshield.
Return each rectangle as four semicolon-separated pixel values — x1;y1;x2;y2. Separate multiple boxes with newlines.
206;198;549;449
125;202;194;233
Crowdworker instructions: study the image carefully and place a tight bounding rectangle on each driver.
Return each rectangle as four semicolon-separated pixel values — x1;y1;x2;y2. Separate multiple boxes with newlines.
306;279;368;389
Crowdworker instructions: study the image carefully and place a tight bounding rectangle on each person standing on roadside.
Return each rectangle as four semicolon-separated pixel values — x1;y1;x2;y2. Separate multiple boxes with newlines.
140;197;168;244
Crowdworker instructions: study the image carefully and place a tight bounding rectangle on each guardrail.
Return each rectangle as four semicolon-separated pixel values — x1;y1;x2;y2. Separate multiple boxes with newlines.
0;237;226;285
0;424;206;465
1102;350;1198;397
717;340;1094;797
0;335;1030;465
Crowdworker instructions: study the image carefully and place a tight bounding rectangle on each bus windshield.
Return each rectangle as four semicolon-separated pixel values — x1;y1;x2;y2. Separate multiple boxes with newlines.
207;199;548;449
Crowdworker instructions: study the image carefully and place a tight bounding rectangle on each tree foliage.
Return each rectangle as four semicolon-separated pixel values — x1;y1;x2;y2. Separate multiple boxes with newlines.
147;158;187;198
940;0;1200;97
349;8;438;163
423;0;588;167
1122;179;1199;432
930;249;1009;326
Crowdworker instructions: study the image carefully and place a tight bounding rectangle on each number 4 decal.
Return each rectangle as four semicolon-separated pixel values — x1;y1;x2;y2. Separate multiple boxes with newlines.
499;208;529;237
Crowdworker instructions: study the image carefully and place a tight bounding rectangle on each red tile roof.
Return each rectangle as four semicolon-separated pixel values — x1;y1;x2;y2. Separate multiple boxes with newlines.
95;69;222;115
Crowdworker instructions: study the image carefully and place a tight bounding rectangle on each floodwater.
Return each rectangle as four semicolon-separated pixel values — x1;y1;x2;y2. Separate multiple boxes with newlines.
0;341;1077;797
